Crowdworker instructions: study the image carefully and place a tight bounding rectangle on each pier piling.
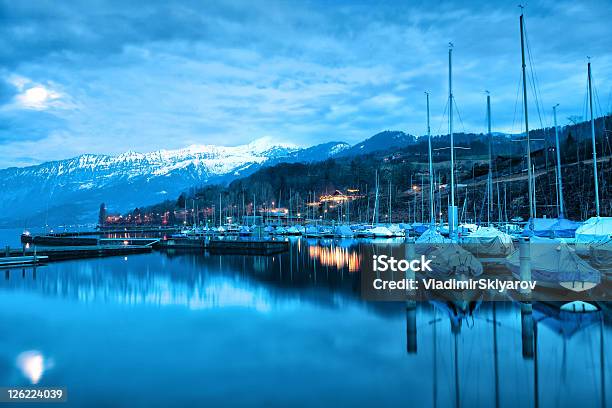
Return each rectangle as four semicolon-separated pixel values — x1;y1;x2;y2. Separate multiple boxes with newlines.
405;301;417;354
519;237;531;294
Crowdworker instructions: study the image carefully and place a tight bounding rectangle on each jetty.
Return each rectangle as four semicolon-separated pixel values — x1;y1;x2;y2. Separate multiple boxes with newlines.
0;255;48;268
157;236;289;255
3;244;153;262
207;239;289;255
22;234;160;247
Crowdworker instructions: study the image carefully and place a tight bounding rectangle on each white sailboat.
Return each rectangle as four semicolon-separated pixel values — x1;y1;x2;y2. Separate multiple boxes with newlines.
574;61;612;259
460;94;514;257
506;236;600;292
508;13;601;291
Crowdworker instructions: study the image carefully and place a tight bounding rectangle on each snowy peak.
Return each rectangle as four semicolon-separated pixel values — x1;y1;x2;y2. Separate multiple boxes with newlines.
0;137;341;226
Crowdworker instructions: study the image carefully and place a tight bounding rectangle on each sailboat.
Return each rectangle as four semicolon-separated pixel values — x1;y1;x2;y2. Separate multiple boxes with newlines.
575;61;612;263
506;236;600;291
416;92;445;245
460;93;514;257
333;224;354;238
522;104;581;238
508;12;601;291
363;170;396;238
417;45;483;290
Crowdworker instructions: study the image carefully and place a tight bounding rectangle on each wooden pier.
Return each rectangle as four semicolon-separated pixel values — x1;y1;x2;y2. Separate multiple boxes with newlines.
207;239;289;255
12;230;287;263
157;237;289;255
21;234;160;247
0;255;48;268
2;244;153;262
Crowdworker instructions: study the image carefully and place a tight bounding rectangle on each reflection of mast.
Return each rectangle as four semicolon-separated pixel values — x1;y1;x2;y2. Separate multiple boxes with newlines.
534;316;539;408
454;331;460;408
433;308;438;408
492;303;500;408
406;302;417;353
600;314;606;408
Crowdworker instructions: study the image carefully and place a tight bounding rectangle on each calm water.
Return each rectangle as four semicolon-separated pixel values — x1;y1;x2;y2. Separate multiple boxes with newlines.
0;237;609;407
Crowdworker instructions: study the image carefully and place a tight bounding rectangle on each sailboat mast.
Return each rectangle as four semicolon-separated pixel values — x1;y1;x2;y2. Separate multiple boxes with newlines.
426;92;435;225
487;93;493;225
388;179;392;222
588;61;600;217
520;13;535;224
448;43;456;235
373;170;380;225
553;104;565;218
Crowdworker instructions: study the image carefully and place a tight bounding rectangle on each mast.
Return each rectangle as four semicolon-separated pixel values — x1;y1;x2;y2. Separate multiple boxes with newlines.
553;104;565;218
487;92;493;225
588;60;600;217
373;170;380;225
448;43;457;236
520;12;535;226
426;92;435;225
421;174;424;223
388;179;392;222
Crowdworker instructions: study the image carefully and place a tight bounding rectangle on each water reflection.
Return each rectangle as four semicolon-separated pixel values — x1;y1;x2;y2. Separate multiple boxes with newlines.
308;241;361;272
0;238;609;407
16;350;50;384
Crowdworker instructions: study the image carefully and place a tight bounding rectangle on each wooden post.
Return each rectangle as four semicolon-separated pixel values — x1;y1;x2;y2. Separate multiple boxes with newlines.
520;302;534;359
406;302;417;354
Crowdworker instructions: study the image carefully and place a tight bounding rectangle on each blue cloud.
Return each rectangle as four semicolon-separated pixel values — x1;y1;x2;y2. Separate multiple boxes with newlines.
0;0;611;168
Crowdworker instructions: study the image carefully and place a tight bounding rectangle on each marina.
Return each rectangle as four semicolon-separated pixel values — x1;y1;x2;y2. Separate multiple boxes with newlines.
0;238;609;407
0;1;610;406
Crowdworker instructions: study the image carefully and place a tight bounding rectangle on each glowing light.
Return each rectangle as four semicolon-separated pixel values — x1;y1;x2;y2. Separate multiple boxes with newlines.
16;351;46;384
16;86;62;110
309;245;361;272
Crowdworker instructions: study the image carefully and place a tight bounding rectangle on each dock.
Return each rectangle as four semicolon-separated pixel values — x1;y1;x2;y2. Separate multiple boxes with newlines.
157;237;208;249
0;255;48;268
207;239;289;255
2;244;153;262
156;237;289;255
22;234;161;247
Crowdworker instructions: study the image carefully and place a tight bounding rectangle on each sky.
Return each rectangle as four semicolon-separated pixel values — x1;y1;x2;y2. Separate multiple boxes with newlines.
0;0;611;168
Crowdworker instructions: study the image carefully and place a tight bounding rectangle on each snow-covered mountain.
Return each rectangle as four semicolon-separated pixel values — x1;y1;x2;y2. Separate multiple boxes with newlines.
336;130;416;157
0;137;349;227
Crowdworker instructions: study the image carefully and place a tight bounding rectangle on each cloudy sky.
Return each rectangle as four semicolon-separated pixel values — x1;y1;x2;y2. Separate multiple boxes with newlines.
0;0;611;168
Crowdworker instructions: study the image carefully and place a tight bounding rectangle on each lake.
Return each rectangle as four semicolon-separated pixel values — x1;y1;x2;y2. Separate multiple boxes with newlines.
0;235;609;407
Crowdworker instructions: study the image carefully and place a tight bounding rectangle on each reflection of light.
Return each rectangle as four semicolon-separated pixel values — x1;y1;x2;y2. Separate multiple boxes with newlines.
16;351;46;384
308;245;361;272
26;243;30;249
